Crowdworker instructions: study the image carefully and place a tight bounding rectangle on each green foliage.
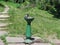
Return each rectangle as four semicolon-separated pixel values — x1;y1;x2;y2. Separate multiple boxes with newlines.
0;3;5;12
6;2;60;39
0;35;8;45
0;1;59;38
1;0;60;39
0;6;4;12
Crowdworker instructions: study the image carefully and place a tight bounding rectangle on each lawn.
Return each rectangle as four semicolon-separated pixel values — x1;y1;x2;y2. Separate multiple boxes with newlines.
0;1;60;39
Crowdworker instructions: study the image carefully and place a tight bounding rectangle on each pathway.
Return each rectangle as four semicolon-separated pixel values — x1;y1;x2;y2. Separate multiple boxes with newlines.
0;5;10;45
0;5;10;36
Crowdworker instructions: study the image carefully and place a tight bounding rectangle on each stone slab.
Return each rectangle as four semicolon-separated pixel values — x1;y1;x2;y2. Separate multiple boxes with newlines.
6;37;24;43
0;19;8;20
8;43;25;45
50;39;60;45
52;39;60;43
6;36;52;45
0;28;8;30
0;15;9;18
0;39;4;45
32;43;51;45
0;23;9;26
8;43;51;45
55;43;60;45
0;31;8;36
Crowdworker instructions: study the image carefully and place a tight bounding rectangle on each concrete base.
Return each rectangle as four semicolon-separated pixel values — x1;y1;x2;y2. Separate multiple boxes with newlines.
8;43;25;45
6;36;51;45
32;43;51;45
6;37;24;43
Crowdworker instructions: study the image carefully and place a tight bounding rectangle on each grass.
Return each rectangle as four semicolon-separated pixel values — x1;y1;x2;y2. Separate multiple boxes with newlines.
0;1;60;39
0;4;4;12
8;7;60;39
0;35;8;45
0;7;4;12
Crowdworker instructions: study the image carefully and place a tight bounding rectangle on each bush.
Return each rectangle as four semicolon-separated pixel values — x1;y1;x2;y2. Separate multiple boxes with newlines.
0;3;5;7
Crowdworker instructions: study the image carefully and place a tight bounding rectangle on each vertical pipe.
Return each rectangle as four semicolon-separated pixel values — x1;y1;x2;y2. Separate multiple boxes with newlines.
26;24;31;39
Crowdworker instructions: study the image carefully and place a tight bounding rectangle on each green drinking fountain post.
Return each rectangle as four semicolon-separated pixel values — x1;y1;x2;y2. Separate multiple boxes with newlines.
24;14;34;44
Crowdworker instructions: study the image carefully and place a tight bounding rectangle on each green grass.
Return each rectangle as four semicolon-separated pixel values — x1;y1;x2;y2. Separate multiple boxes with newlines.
0;35;8;45
8;7;60;38
0;5;4;12
0;2;5;12
0;1;60;39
